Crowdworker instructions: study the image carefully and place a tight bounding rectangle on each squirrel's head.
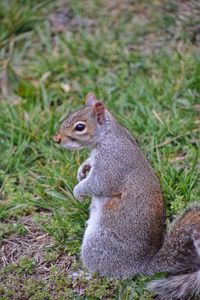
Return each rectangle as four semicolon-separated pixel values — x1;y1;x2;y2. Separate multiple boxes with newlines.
53;92;106;150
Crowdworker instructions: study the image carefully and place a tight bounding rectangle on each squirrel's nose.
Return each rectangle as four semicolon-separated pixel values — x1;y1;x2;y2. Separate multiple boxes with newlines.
53;133;62;144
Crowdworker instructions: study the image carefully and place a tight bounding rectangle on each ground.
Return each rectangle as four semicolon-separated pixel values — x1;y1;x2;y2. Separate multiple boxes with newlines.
0;0;200;299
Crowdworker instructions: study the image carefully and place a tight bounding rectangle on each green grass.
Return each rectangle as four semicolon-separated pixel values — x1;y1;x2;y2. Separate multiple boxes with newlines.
0;0;200;299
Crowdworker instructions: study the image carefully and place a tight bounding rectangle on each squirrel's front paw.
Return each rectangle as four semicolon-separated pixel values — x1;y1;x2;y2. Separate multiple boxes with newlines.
73;184;85;201
77;164;91;182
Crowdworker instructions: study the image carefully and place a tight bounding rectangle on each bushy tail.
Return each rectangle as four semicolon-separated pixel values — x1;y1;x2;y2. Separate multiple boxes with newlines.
147;270;200;300
147;203;200;300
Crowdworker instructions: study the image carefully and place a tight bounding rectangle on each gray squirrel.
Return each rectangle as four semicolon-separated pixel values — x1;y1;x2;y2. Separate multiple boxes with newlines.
54;93;200;300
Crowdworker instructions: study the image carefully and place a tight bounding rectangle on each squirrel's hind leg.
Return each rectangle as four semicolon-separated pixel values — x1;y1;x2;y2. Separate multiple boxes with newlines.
81;230;137;279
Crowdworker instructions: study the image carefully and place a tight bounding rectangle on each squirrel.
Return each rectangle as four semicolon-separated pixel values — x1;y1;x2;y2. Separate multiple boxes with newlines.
54;92;200;300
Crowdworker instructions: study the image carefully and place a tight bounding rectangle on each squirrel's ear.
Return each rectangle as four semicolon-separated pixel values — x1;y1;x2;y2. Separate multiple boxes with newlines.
85;92;97;106
93;101;105;124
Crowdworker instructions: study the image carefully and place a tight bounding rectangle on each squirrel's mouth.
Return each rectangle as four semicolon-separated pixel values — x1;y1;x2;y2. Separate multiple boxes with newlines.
53;134;84;150
53;133;77;144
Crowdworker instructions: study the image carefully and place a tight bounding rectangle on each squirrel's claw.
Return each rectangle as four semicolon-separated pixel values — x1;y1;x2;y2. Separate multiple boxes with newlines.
77;164;91;182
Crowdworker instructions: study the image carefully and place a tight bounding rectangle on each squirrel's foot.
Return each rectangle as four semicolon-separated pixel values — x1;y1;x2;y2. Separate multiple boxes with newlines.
77;164;91;182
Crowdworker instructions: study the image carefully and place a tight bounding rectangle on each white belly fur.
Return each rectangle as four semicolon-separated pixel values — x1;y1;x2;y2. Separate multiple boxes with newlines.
82;197;102;244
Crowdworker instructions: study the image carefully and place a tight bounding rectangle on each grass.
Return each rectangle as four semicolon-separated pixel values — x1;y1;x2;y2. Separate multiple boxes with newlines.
0;0;200;299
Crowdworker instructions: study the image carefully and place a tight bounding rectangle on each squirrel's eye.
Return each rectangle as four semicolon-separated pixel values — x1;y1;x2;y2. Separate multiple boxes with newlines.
75;123;85;131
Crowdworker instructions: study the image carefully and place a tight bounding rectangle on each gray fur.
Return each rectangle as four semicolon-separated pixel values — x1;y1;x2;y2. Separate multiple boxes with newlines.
73;110;165;278
55;95;200;299
147;270;200;300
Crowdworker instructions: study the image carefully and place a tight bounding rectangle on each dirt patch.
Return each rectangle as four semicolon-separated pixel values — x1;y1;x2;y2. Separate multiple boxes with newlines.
0;215;118;300
0;215;76;279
